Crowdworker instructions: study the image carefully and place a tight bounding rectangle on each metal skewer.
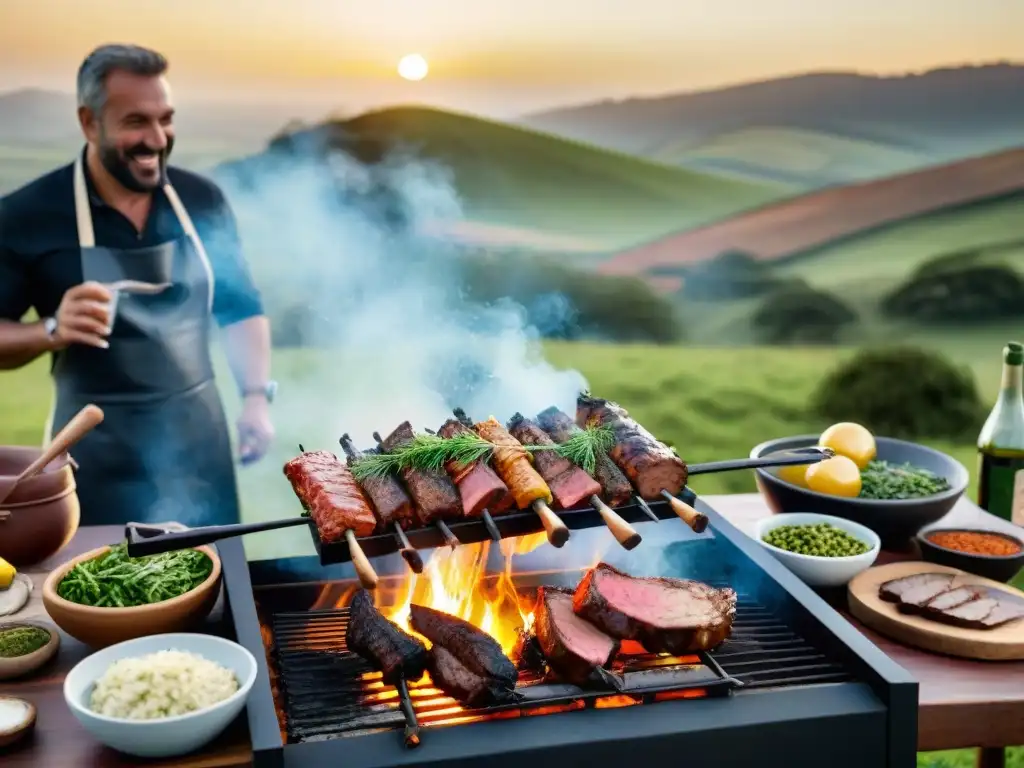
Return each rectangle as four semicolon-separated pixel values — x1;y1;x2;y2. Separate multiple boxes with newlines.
396;677;421;748
423;426;503;543
372;431;461;550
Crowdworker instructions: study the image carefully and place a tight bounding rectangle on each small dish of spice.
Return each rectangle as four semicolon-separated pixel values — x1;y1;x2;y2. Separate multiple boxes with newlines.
917;527;1024;583
0;622;60;681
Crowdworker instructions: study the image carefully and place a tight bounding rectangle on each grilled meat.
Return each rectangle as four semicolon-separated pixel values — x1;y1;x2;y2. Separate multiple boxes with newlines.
878;574;1024;630
535;586;620;687
537;406;634;506
409;604;518;689
473;417;553;509
339;435;416;531
428;645;518;707
283;450;377;541
346;589;429;684
437;419;515;517
381;421;463;525
507;413;602;510
573;563;736;653
576;395;687;500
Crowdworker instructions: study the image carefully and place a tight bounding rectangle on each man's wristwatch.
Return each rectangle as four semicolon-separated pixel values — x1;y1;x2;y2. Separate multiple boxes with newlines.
242;380;278;404
43;317;58;340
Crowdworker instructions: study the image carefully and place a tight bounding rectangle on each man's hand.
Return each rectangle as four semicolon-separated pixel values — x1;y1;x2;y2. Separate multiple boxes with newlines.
237;395;274;465
55;281;114;349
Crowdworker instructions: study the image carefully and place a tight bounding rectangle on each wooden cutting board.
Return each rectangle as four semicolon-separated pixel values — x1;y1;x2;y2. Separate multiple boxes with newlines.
848;561;1024;661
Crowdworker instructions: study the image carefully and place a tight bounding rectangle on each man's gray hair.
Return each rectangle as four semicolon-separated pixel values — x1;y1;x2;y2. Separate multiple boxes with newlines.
76;44;168;114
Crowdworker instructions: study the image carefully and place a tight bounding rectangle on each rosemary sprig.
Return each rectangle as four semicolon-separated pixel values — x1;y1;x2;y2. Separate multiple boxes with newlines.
348;425;615;481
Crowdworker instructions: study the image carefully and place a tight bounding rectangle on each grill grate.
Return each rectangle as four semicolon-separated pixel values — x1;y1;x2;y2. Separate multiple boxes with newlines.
269;595;853;745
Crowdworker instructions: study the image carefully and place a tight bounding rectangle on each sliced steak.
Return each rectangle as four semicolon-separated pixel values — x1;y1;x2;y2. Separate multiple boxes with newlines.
346;589;428;684
428;645;518;707
921;586;986;614
535;586;621;688
573;562;736;654
942;598;1001;628
879;573;953;603
409;604;518;689
978;600;1024;629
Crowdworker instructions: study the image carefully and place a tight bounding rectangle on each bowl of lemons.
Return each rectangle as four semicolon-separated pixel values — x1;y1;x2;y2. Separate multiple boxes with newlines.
750;424;969;548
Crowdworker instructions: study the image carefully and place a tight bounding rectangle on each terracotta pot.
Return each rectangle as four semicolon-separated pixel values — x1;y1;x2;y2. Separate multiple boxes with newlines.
0;488;80;568
0;445;76;506
42;544;222;649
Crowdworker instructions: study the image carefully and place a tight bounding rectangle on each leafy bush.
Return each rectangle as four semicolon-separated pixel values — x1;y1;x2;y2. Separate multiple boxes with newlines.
752;282;859;344
881;261;1024;324
677;249;786;300
812;346;984;441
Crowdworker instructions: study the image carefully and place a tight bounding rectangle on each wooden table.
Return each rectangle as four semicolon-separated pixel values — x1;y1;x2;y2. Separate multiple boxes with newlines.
2;496;1022;766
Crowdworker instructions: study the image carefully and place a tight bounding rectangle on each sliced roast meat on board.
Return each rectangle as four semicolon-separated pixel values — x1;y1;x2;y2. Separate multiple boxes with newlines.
576;395;687;500
573;563;736;654
534;586;621;688
877;573;1024;631
878;573;954;603
345;589;428;684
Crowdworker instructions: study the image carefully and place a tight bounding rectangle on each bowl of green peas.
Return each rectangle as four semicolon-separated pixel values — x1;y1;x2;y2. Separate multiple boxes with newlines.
754;513;881;587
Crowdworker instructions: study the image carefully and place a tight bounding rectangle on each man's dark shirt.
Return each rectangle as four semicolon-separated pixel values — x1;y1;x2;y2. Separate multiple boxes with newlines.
0;151;264;326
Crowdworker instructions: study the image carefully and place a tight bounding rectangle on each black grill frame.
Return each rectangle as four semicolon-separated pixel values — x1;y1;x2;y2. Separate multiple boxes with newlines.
221;495;919;768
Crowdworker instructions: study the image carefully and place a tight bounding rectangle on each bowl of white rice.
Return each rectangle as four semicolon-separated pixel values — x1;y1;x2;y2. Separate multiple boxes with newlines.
63;633;257;758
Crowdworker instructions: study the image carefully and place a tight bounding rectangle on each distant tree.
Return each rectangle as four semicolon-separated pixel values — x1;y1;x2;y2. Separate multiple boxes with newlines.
679;249;785;300
752;282;858;344
881;262;1024;324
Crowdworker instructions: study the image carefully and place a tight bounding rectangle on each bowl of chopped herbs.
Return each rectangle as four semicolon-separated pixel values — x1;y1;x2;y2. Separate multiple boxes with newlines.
0;621;60;681
751;435;968;549
41;542;221;649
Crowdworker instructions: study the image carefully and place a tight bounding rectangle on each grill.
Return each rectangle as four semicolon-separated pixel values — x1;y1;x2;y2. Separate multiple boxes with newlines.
221;496;920;768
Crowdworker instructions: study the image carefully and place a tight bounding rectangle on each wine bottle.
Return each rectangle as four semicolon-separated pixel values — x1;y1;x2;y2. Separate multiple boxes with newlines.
977;341;1024;523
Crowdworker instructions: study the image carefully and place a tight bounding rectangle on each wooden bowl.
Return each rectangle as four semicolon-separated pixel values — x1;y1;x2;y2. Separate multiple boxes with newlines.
41;545;222;649
0;488;80;568
0;696;36;748
0;621;60;681
0;445;76;506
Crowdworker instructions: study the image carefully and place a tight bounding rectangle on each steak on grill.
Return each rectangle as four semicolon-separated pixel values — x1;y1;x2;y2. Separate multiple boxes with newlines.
508;413;602;509
573;563;736;653
339;435;416;531
535;586;622;689
537;406;634;506
380;421;463;525
428;645;519;707
408;604;518;689
346;589;428;684
576;395;687;500
437;418;515;517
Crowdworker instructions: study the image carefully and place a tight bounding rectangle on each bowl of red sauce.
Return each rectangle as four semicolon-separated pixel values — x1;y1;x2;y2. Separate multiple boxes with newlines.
916;528;1024;583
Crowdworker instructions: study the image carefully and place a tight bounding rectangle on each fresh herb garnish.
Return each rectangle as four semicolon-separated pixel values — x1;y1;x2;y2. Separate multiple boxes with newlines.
0;626;50;657
859;460;951;500
349;425;615;481
56;542;213;608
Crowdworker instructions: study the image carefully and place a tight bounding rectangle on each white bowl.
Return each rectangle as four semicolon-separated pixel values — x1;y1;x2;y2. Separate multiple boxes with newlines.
753;512;881;588
63;633;257;759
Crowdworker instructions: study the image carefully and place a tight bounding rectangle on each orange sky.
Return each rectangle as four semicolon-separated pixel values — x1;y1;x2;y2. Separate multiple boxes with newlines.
1;0;1020;116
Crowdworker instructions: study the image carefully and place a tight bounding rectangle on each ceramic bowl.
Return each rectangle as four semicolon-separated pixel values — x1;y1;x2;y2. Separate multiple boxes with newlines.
0;621;61;681
751;435;968;548
916;527;1024;583
0;696;36;748
0;445;76;506
42;544;222;649
63;632;257;758
0;488;80;568
754;512;881;588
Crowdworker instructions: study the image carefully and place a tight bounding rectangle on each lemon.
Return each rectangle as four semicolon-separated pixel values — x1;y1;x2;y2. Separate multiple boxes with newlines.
819;422;877;469
805;455;863;498
0;557;15;590
776;463;812;488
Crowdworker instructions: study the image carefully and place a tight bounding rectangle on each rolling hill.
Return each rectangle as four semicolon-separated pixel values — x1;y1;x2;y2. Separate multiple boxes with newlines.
214;106;793;250
522;65;1024;186
598;146;1024;286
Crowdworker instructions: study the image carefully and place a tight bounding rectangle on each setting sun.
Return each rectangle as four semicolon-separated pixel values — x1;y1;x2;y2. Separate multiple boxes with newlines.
398;53;429;81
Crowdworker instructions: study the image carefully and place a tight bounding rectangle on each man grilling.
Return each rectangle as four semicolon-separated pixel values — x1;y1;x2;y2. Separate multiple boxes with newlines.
0;44;275;527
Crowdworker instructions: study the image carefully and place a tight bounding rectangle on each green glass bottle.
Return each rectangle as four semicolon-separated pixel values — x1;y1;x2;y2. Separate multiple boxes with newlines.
977;341;1024;523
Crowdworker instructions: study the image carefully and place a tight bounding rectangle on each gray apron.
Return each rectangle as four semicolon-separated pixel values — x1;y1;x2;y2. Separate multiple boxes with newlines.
45;156;240;527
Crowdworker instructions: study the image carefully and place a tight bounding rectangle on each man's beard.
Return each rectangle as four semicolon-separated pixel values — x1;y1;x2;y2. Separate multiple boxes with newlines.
98;135;174;193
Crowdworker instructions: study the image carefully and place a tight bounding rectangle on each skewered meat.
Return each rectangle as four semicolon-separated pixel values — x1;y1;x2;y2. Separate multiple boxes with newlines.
576;395;687;500
381;421;463;525
537;406;634;506
535;586;621;687
339;436;416;531
508;413;601;509
437;418;515;517
573;563;736;653
283;450;377;541
409;604;518;690
473;417;553;509
428;645;519;707
346;589;428;684
878;574;1024;630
